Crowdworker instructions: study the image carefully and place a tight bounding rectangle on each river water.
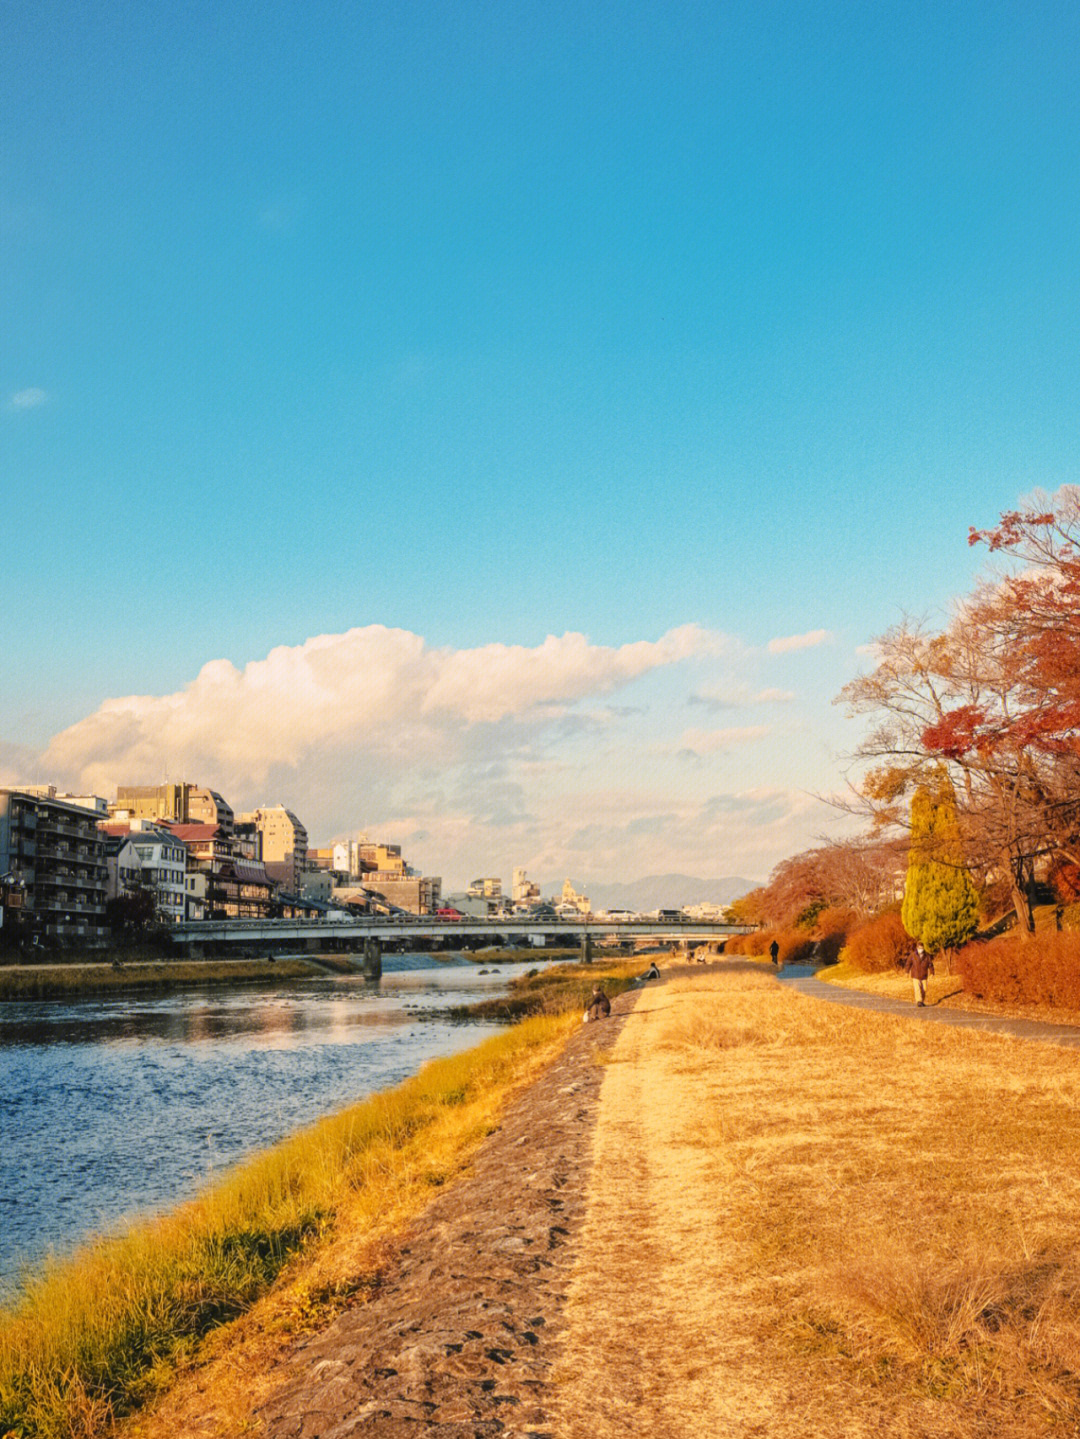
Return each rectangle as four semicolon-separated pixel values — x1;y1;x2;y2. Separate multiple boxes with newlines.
0;955;531;1303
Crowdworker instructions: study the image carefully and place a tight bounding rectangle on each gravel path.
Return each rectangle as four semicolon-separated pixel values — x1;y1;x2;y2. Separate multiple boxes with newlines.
256;990;636;1439
778;965;1080;1047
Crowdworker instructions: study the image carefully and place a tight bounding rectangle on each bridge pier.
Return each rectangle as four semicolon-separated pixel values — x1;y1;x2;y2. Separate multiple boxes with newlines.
580;930;592;964
362;938;383;979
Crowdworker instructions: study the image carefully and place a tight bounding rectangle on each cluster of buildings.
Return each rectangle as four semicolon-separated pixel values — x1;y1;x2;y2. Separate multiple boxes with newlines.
0;782;607;952
0;782;446;950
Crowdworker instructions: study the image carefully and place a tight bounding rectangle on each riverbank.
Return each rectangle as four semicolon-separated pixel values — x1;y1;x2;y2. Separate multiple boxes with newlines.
110;961;1080;1438
0;960;634;1439
13;957;1080;1437
0;956;341;1000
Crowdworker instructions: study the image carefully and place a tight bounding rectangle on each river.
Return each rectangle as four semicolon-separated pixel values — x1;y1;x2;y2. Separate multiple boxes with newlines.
0;954;533;1303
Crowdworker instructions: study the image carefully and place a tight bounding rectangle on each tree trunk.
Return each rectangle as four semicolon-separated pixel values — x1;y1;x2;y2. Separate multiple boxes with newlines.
1008;853;1036;939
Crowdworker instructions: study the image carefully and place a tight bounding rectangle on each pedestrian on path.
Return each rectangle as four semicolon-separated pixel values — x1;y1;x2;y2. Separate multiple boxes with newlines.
769;939;779;966
905;941;934;1006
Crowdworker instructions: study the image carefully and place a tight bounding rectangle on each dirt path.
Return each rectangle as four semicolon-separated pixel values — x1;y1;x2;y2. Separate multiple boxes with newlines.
254;992;636;1438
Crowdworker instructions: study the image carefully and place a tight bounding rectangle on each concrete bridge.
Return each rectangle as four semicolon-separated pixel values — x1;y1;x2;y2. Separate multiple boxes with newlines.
166;915;752;976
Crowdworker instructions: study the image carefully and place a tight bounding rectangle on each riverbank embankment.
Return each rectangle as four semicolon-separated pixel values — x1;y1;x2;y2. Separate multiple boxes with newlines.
0;955;345;1000
0;960;638;1439
13;958;1080;1438
0;945;600;1001
136;962;1080;1439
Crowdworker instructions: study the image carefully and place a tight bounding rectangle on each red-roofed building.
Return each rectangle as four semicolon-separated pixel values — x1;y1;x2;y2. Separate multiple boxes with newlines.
161;822;277;919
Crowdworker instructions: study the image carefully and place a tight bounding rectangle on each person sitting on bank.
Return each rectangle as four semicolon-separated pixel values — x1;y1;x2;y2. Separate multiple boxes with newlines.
637;961;661;981
585;984;611;1022
905;941;934;1006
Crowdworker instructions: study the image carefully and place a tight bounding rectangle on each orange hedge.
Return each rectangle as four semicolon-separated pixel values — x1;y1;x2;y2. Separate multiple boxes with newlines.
954;931;1080;1009
843;910;910;974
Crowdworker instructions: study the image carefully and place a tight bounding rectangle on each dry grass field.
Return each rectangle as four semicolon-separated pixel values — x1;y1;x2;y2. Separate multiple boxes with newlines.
551;965;1080;1438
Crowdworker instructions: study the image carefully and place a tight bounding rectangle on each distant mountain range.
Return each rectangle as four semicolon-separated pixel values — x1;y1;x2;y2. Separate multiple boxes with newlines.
550;873;760;914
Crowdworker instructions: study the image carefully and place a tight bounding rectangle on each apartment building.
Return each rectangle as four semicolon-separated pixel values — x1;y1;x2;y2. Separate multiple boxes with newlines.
512;868;540;905
99;819;188;924
0;788;109;947
236;805;308;892
101;833;142;901
336;873;442;915
127;820;188;924
467;877;503;900
113;783;235;833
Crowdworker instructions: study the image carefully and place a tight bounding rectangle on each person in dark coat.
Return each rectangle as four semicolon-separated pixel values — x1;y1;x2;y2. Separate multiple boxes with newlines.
769;939;779;965
585;984;611;1022
905;941;934;1006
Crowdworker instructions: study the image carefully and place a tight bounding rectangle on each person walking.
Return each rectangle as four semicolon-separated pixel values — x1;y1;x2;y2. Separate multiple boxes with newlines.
769;939;779;966
905;941;934;1006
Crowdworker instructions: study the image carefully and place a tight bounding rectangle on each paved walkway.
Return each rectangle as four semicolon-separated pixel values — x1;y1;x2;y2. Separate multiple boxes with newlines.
777;963;1080;1049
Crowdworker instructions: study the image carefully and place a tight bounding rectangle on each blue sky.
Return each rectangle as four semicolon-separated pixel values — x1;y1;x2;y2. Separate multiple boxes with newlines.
4;1;1080;891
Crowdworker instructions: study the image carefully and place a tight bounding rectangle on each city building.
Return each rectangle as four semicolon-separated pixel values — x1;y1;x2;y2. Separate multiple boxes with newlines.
101;832;142;902
512;868;540;906
330;839;408;880
126;821;188;924
560;878;591;915
236;806;308;891
0;788;109;948
443;892;495;918
333;872;441;915
112;783;235;833
467;877;502;900
300;868;335;903
162;823;275;919
99;819;189;924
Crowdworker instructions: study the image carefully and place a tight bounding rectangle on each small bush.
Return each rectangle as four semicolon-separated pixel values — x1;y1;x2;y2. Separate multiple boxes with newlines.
813;907;858;964
843;911;910;974
955;931;1080;1008
728;930;769;957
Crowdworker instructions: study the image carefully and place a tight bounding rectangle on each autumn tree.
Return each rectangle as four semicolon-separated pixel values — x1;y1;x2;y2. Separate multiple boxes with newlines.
901;772;979;956
840;488;1080;936
729;836;905;931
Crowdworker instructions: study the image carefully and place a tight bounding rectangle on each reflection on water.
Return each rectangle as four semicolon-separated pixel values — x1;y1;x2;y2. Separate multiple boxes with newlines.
0;955;534;1300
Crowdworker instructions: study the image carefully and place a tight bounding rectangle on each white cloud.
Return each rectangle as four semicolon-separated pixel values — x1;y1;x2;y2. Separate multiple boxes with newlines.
674;725;772;755
41;621;724;799
9;387;48;409
767;628;832;654
689;685;795;711
29;620;856;888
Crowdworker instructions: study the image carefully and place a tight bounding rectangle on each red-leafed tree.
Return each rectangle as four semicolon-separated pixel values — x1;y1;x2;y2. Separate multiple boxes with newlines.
728;835;905;930
839;488;1080;936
